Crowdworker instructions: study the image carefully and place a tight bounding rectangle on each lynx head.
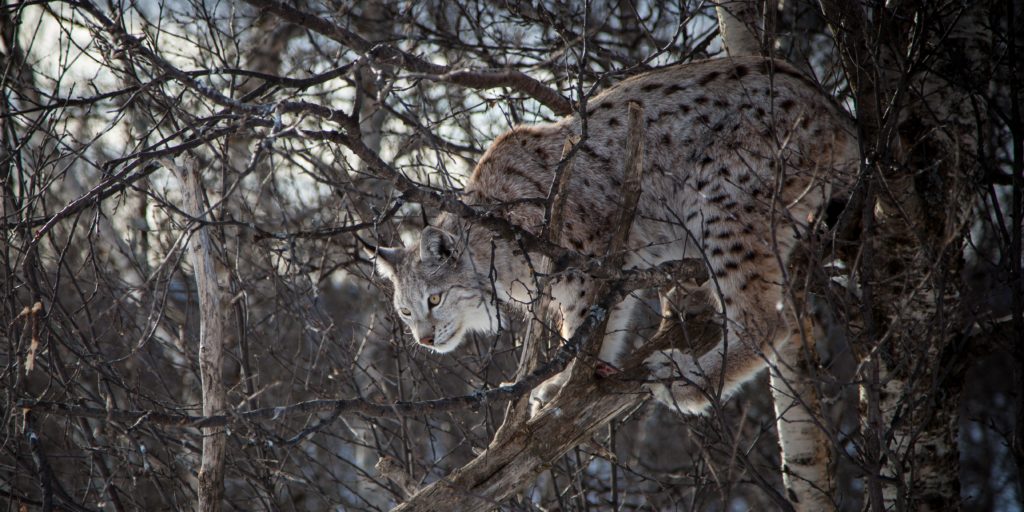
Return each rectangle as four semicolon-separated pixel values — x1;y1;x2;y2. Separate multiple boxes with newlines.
370;226;500;353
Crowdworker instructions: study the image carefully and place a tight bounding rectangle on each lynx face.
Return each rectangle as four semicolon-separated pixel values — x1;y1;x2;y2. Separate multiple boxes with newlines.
372;227;501;353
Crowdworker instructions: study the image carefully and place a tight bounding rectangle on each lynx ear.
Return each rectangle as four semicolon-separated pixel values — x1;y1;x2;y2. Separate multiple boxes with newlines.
363;242;404;280
419;226;457;264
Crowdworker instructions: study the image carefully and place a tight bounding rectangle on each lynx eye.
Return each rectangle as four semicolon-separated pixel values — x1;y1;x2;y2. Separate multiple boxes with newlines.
399;307;412;316
428;294;442;307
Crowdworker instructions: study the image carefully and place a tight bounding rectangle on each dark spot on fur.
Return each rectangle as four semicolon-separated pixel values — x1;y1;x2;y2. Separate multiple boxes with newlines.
711;247;724;256
579;289;586;297
679;104;692;114
779;98;795;111
744;250;759;262
731;65;749;79
702;228;711;239
724;260;739;270
695;96;709;106
583;178;591;186
708;193;728;204
661;133;671;146
535;148;548;160
641;83;663;92
739;103;752;110
685;211;699;222
723;297;734;305
700;155;714;166
608;118;620;127
728;242;745;254
800;117;811;129
695;178;709;190
723;200;738;210
698;114;710;125
698;71;721;86
664;84;686;95
711;122;725;133
714;269;728;278
714;99;729;108
755;107;766;117
737;173;751;184
705;216;722;225
597;101;614;110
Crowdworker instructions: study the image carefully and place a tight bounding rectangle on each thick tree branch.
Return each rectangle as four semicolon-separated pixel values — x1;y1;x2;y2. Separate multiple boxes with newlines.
391;305;721;511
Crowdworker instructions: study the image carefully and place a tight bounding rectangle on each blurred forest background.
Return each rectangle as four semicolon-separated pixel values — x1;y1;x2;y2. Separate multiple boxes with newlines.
1;0;1021;510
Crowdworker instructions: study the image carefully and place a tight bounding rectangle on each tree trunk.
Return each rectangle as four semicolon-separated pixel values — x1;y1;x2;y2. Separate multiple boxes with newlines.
818;1;992;509
769;331;834;511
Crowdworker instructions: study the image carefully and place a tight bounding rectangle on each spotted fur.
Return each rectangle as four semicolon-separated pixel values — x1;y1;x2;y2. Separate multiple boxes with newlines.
373;56;858;413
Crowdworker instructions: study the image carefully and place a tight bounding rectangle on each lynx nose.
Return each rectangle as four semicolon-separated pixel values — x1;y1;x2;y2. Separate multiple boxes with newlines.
419;336;435;346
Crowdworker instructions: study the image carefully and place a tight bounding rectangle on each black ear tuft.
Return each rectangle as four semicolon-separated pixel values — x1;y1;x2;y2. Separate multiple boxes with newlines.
420;226;457;263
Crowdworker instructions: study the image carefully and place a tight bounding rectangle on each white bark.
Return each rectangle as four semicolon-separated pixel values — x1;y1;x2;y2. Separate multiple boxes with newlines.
770;332;834;511
715;1;762;56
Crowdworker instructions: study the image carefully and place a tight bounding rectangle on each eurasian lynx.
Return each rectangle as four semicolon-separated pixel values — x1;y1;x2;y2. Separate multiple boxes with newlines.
373;55;858;414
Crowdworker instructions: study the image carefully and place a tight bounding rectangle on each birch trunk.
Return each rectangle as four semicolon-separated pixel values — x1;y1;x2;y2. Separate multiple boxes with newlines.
769;331;834;511
170;157;228;512
818;1;992;508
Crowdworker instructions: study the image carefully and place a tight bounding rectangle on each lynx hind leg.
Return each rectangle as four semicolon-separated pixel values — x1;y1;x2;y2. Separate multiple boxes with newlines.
645;274;786;414
645;329;769;414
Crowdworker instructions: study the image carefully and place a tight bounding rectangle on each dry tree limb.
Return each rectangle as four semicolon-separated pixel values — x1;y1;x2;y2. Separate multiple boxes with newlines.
568;100;645;381
496;135;582;442
164;156;228;512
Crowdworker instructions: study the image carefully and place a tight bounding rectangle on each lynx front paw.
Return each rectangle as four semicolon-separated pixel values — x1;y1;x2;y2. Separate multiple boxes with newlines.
644;350;707;414
529;371;568;417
